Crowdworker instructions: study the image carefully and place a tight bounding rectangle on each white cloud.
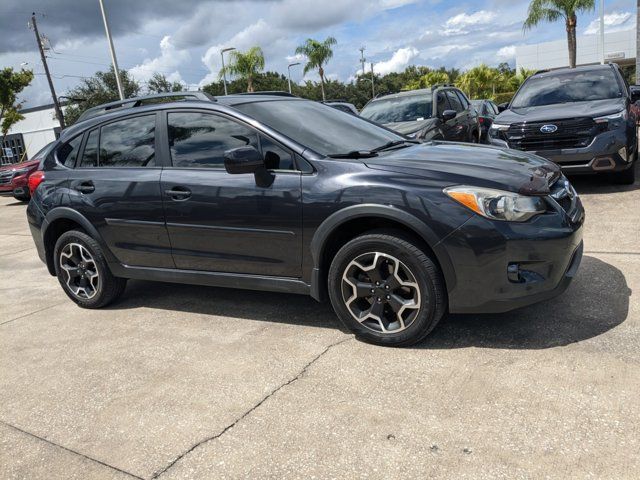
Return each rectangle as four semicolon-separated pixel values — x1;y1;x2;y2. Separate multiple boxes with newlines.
445;10;497;28
129;36;190;83
584;11;634;35
371;47;419;75
497;45;516;60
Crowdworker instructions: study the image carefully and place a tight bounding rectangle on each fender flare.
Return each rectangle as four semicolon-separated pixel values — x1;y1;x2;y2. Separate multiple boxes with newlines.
309;204;456;300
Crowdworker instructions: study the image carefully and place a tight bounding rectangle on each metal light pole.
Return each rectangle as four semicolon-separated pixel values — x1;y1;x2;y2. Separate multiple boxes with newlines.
287;62;300;94
221;47;235;95
370;62;375;98
600;0;606;64
359;47;366;78
98;0;124;100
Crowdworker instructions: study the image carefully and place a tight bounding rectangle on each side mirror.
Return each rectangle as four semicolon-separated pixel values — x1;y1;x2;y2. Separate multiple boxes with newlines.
497;102;509;112
630;86;640;103
224;146;264;174
441;109;456;122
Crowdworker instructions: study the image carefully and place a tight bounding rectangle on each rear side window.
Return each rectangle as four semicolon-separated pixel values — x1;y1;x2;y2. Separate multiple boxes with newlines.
99;115;156;167
167;112;258;168
446;90;463;112
80;129;99;167
57;135;82;167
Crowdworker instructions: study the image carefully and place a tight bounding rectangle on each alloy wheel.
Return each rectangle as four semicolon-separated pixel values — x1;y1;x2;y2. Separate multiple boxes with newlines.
59;243;100;299
341;251;422;333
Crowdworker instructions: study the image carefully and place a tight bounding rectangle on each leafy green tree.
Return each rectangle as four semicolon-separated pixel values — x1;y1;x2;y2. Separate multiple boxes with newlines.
146;72;183;94
456;64;506;99
219;46;265;93
295;37;337;101
404;70;450;90
63;67;140;125
523;0;595;68
0;67;34;146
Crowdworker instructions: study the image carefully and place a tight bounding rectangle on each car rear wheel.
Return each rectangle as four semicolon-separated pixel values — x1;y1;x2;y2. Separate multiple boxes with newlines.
328;231;446;347
54;230;127;308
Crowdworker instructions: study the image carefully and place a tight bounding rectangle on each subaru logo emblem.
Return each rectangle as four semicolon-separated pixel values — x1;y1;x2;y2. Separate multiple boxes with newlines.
540;124;558;133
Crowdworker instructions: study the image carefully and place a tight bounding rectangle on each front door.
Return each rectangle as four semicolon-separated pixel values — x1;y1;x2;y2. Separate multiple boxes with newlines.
160;110;303;277
67;113;173;268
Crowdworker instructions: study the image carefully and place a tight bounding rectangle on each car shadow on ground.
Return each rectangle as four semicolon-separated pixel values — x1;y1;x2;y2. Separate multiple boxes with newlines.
0;199;27;207
419;256;630;350
109;255;629;350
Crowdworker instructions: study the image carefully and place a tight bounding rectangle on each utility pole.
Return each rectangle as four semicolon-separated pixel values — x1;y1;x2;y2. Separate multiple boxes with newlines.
30;13;65;129
600;0;606;64
359;47;366;78
98;0;124;100
370;62;375;98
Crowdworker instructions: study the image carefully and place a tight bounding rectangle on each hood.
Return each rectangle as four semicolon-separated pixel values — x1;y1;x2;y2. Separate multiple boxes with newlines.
365;142;560;195
496;98;625;124
383;118;437;135
0;159;40;173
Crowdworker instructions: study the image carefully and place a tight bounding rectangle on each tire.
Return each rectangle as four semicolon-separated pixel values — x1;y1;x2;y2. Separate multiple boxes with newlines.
13;193;30;202
54;230;127;308
612;162;636;185
328;231;447;347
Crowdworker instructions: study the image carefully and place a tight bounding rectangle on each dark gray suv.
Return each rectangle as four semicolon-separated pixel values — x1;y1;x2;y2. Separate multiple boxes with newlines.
489;64;639;184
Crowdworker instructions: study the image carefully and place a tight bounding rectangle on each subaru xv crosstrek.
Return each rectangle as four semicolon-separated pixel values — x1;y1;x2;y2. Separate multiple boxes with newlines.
360;85;480;143
27;92;584;347
489;64;639;184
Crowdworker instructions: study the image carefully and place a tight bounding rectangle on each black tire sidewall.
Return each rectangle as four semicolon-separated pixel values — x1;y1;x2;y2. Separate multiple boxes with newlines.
328;234;444;347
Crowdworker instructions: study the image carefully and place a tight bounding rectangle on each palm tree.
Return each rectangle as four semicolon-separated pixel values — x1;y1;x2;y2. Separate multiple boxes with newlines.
523;0;595;68
219;46;265;93
295;37;337;101
455;64;503;99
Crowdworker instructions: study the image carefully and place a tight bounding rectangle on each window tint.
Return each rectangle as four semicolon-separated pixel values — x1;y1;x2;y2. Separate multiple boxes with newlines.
455;90;469;109
446;90;463;112
80;129;99;168
260;136;295;170
168;112;259;168
360;94;433;123
99;115;155;167
57;135;82;167
435;92;449;116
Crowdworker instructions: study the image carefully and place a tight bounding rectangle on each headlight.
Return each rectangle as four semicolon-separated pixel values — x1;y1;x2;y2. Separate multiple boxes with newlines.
489;123;510;132
594;110;627;129
444;186;547;222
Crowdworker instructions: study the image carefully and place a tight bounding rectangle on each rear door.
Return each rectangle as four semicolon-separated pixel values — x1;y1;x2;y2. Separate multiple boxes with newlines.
67;113;173;268
159;110;303;277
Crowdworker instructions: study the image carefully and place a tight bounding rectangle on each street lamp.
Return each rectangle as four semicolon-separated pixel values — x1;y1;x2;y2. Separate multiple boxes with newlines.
287;62;301;94
220;47;236;95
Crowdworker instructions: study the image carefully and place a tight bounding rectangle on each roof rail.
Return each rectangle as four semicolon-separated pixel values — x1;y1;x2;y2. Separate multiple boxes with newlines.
77;91;215;122
533;69;550;75
233;91;297;97
430;83;455;91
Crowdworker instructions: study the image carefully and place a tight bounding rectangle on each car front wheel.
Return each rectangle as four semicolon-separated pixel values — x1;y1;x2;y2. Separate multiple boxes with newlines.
328;231;447;347
54;230;127;308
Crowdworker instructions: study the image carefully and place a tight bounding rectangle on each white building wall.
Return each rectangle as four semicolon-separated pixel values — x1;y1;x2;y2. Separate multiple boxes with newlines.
516;29;636;71
7;106;59;158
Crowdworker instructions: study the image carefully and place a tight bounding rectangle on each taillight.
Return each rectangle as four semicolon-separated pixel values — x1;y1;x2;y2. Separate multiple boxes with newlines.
28;170;45;194
478;117;485;124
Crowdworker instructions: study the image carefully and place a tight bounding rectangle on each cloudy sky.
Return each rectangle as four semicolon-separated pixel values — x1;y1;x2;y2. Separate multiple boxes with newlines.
1;0;636;107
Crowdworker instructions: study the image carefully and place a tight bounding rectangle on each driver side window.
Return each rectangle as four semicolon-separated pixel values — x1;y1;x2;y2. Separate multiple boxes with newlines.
436;92;450;117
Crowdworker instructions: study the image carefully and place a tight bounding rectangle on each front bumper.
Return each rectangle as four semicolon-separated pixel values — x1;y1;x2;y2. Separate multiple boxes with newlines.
490;129;634;174
441;200;584;314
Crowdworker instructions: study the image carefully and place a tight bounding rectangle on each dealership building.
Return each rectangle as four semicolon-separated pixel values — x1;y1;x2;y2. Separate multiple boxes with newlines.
1;104;62;166
516;28;636;71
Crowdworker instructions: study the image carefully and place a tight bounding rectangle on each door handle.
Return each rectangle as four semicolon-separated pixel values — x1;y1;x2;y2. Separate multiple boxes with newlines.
165;187;191;200
75;181;95;194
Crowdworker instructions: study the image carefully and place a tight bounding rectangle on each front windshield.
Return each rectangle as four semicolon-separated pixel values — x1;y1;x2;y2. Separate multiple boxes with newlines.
360;94;432;123
511;69;623;108
234;99;402;156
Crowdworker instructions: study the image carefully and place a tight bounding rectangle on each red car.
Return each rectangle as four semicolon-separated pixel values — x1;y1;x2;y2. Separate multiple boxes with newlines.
0;142;53;201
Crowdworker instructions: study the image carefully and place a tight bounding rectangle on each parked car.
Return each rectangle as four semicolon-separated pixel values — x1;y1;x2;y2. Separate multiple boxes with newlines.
0;142;54;201
27;92;583;347
359;85;480;143
323;100;359;115
489;64;639;184
471;99;499;143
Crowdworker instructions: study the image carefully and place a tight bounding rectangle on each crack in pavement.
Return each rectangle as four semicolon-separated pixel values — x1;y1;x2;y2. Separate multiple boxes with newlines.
151;336;352;479
0;301;67;327
0;420;145;480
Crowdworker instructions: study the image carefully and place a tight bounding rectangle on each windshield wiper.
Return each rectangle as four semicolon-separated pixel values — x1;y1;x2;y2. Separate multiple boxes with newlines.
371;139;420;152
327;150;379;159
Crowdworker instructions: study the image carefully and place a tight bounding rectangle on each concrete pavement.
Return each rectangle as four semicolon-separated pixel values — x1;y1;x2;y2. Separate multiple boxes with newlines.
1;173;639;479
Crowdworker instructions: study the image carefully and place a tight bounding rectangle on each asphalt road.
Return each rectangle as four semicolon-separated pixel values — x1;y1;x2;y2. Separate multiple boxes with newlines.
1;173;639;479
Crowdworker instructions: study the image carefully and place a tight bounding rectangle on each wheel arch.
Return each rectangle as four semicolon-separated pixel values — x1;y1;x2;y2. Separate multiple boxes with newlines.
42;208;115;276
309;204;455;301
